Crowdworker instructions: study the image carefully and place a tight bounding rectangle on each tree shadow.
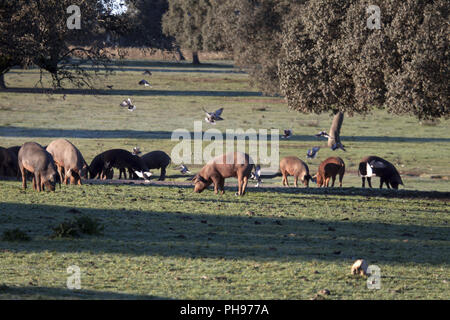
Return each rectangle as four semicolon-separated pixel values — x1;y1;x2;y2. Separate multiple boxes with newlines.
0;87;262;97
84;180;450;200
0;284;167;300
0;202;448;265
2;127;449;145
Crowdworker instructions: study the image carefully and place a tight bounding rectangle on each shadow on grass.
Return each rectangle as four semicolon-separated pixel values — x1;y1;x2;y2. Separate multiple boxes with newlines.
84;179;450;200
0;87;261;97
0;202;448;265
2;127;449;144
0;284;166;299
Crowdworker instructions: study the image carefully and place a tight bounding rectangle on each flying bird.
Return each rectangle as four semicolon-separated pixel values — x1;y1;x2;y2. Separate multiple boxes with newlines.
120;98;136;112
281;129;293;139
143;70;152;76
139;79;151;87
203;107;224;124
307;146;320;159
315;131;331;139
176;164;191;174
132;147;141;155
107;85;114;90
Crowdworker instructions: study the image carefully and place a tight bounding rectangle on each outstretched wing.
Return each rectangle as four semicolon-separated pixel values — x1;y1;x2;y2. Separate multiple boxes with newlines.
214;108;224;117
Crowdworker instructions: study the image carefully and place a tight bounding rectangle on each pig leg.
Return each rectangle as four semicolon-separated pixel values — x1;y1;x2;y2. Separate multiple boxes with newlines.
211;176;220;194
339;173;343;187
379;178;384;189
158;167;166;181
219;177;225;194
241;176;249;195
362;177;365;188
21;166;27;189
367;177;373;188
294;175;299;188
57;165;64;184
282;172;288;186
34;173;41;192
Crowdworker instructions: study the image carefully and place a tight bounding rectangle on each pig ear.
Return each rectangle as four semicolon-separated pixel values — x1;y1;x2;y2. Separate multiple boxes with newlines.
190;174;198;182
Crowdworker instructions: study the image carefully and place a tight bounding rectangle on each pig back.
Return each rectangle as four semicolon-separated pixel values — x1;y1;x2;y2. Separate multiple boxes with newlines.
46;139;86;171
141;151;171;169
19;142;56;173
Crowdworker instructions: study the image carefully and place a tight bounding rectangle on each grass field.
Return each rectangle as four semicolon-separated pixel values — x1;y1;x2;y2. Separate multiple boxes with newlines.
0;59;449;300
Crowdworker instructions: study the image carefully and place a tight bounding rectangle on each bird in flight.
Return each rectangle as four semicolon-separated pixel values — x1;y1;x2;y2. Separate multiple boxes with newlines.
315;131;331;139
132;147;141;155
307;146;320;159
281;129;293;139
139;79;151;87
107;85;114;90
176;164;191;174
143;70;152;76
203;107;224;124
120;98;136;112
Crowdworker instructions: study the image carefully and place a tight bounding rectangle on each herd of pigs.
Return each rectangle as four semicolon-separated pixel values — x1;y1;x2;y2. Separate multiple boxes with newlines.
0;138;403;195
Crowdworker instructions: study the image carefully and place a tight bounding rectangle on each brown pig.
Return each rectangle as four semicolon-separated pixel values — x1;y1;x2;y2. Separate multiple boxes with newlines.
314;157;345;187
46;139;88;185
192;152;256;196
18;142;59;192
279;156;311;187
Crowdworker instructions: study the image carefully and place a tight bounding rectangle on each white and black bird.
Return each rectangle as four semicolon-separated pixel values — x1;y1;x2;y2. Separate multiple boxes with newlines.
143;70;152;76
107;85;114;90
250;165;262;187
315;131;331;139
139;79;151;87
281;129;293;139
132;147;141;155
176;164;191;174
307;146;320;159
120;98;136;112
203;107;224;124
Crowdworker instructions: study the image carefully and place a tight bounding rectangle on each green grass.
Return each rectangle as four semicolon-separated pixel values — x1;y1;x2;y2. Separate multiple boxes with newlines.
0;59;449;299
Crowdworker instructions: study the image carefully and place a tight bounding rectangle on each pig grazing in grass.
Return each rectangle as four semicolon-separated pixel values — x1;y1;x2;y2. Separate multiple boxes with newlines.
314;157;345;188
358;156;403;189
46;138;88;185
141;150;171;181
89;149;151;180
18;142;59;192
279;156;311;187
0;146;19;178
192;152;256;196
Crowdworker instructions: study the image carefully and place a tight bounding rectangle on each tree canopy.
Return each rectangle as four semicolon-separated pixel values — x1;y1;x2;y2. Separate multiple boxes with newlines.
205;0;448;120
278;0;449;120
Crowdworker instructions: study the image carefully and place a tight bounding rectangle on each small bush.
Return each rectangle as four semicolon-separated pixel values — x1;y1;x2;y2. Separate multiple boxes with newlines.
75;215;104;236
1;228;31;242
50;215;104;238
51;221;80;238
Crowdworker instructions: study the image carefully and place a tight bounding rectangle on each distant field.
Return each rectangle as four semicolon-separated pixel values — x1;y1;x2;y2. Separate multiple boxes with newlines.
0;59;449;299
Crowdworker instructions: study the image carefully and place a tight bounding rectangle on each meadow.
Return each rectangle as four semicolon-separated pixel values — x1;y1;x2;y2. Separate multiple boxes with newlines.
0;59;449;299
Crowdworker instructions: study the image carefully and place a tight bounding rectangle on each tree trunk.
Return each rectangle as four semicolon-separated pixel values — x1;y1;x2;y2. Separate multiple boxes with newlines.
176;47;186;61
192;51;200;65
327;111;344;147
0;73;5;89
